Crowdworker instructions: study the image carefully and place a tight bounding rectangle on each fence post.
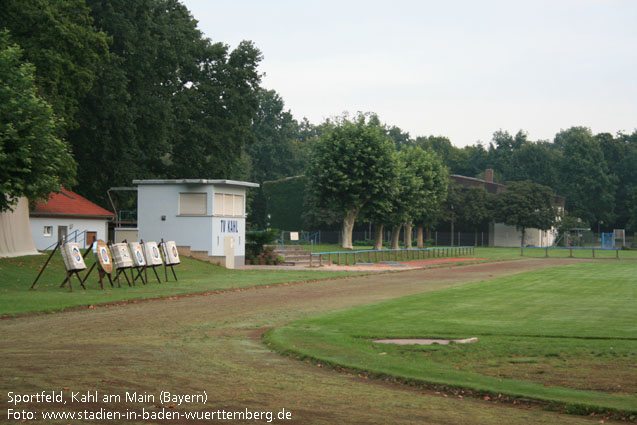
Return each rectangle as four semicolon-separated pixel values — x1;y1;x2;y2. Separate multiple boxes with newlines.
592;248;595;258
616;249;619;259
521;247;524;257
545;247;548;258
337;252;340;265
569;248;573;258
435;231;438;246
319;254;323;267
310;254;313;267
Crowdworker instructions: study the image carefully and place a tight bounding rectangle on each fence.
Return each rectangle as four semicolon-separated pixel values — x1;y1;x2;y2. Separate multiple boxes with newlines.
520;246;621;259
278;229;490;247
310;246;476;266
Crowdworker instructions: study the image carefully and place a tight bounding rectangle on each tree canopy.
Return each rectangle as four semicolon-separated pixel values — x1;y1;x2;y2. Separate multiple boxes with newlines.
0;33;76;211
307;113;397;248
494;180;557;246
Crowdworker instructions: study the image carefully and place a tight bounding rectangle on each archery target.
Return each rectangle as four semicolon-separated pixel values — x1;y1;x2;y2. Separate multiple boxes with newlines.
128;242;146;267
61;243;87;272
143;241;163;266
111;243;133;269
162;241;180;265
94;240;113;274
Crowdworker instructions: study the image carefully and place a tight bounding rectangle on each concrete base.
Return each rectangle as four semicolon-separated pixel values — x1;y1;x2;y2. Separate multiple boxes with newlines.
176;245;244;267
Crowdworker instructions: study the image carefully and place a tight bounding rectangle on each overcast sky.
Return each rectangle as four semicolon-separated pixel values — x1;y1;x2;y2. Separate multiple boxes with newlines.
181;0;637;147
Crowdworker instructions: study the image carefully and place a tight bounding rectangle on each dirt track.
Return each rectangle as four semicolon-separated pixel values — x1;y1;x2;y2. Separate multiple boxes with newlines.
0;258;605;424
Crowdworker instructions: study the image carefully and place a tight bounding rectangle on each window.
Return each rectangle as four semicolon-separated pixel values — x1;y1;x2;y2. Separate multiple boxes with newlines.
213;193;224;216
233;195;244;216
223;194;234;216
213;193;245;217
43;226;52;237
179;193;207;215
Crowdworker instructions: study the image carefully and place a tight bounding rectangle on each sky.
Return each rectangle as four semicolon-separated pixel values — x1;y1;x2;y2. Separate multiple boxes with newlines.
181;0;637;147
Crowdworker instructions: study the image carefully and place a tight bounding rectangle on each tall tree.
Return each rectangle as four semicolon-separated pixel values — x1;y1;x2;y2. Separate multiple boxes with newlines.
1;0;108;133
0;34;76;211
446;185;493;246
405;147;448;249
307;113;397;249
505;141;560;189
553;127;616;227
494;180;557;247
69;0;262;206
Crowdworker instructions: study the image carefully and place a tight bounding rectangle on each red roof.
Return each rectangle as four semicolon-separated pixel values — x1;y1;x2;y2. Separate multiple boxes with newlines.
31;188;115;219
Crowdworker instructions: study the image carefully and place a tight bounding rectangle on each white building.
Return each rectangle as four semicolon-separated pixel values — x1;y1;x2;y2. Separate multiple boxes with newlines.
134;179;259;268
29;188;114;250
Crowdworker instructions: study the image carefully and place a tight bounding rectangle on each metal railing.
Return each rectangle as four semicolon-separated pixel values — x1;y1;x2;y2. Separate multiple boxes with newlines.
309;246;476;267
520;246;620;259
44;230;87;250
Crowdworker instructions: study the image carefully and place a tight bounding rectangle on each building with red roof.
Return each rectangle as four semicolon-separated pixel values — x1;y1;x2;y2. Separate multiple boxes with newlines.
29;188;115;250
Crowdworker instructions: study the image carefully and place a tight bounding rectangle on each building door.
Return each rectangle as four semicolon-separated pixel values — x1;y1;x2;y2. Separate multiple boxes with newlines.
57;226;68;243
224;236;235;269
86;231;97;247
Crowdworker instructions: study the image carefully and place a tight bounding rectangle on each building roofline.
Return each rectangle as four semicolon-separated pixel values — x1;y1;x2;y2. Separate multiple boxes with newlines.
132;179;259;188
30;212;114;219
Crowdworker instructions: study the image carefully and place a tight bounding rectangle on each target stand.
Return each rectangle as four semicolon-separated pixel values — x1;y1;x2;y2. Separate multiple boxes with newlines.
160;239;180;281
141;240;163;283
128;242;147;285
110;242;134;287
83;240;114;289
59;242;93;292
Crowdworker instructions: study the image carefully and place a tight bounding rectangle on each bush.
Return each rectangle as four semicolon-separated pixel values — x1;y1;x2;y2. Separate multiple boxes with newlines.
246;230;283;265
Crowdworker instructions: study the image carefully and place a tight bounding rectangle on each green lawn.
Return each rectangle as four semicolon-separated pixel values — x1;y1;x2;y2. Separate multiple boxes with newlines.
0;254;360;316
266;261;637;417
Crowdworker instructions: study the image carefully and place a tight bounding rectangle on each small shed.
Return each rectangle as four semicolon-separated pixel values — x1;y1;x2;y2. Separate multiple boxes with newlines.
29;188;115;250
134;179;259;268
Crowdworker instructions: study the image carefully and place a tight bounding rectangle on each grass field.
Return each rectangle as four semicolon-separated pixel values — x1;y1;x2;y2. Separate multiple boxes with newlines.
266;261;637;418
0;254;360;316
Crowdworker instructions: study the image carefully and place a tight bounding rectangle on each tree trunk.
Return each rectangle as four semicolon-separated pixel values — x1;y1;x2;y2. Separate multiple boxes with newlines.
520;227;526;247
391;225;402;249
342;208;359;249
450;220;454;246
404;222;413;248
474;230;478;247
374;223;384;250
416;227;424;249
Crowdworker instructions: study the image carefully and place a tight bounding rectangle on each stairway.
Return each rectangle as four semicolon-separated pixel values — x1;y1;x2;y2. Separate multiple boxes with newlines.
267;245;312;266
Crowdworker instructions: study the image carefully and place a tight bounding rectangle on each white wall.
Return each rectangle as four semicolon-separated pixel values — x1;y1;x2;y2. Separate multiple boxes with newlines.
137;183;248;257
211;217;245;257
137;184;213;253
30;217;109;250
492;223;558;247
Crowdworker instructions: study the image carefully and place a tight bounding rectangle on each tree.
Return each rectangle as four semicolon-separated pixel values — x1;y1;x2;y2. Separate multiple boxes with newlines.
494;180;557;247
69;0;262;206
405;147;448;248
553;127;616;227
0;33;76;211
505;142;560;189
447;185;493;246
1;0;109;133
307;113;397;249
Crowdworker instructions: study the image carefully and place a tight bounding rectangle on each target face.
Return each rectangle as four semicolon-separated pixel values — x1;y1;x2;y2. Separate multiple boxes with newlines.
172;246;178;258
72;247;82;263
136;249;144;263
95;240;112;274
100;248;110;264
153;246;160;258
121;247;129;257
